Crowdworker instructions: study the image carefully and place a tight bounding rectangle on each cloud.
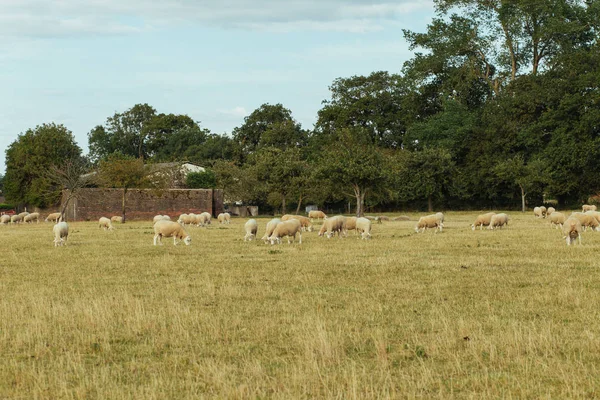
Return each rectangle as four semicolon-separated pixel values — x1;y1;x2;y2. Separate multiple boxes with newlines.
0;0;434;37
218;107;249;118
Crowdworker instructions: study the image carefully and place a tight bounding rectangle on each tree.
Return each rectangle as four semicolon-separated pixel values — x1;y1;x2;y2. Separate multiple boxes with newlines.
97;154;149;222
47;157;93;221
186;170;216;189
4;123;82;208
316;129;391;216
0;173;4;194
493;154;546;212
143;113;198;159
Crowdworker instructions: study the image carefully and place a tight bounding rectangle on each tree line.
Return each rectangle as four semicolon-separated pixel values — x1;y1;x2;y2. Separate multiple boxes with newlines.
4;0;599;216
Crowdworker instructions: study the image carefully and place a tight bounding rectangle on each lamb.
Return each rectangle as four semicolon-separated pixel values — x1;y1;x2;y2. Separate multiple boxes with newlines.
10;215;22;224
356;217;372;240
562;217;582;246
217;213;231;224
23;212;40;223
547;207;556;215
308;210;327;221
471;212;496;231
153;220;191;246
414;214;443;233
570;212;600;232
45;212;61;223
533;207;543;218
1;215;11;224
269;219;302;245
549;212;566;229
488;213;509;230
319;216;346;238
111;216;123;223
262;218;281;243
99;217;114;231
244;219;258;241
281;214;313;232
582;204;597;212
540;206;547;218
53;222;69;247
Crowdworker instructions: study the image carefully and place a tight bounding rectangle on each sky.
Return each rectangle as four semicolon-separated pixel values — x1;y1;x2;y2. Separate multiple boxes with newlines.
0;0;435;173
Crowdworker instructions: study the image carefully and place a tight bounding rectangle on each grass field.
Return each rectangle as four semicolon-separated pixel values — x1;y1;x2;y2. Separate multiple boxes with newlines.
2;211;600;399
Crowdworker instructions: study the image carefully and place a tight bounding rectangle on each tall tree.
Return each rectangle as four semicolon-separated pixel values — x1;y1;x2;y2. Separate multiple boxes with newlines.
493;155;547;212
4;123;82;208
47;157;94;221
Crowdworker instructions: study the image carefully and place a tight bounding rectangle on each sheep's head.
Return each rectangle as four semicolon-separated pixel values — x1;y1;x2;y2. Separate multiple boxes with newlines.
470;224;476;231
184;236;192;245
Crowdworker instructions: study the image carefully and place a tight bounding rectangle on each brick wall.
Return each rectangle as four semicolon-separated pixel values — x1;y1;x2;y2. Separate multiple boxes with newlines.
61;188;223;221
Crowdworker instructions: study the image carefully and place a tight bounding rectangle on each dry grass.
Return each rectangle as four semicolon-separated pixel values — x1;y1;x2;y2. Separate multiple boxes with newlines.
2;211;600;399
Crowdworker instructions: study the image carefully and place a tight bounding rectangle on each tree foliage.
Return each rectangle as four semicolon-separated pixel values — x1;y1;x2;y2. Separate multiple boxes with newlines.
186;170;217;189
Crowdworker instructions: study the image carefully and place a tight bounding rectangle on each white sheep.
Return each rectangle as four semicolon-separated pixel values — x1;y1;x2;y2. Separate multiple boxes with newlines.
471;212;496;231
435;212;445;224
562;217;582;246
570;212;600;232
488;213;509;229
585;210;600;225
308;210;327;222
10;215;22;224
244;219;258;241
153;215;165;223
547;207;556;215
262;218;281;243
45;212;61;223
153;220;191;246
540;206;547;218
23;212;40;223
582;204;597;212
533;207;543;218
318;216;346;238
18;212;29;219
53;222;69;247
415;214;443;233
111;216;123;223
281;214;313;232
200;212;212;226
356;217;372;240
269;219;302;245
99;217;114;231
549;212;566;229
0;215;10;224
177;213;189;225
344;217;358;236
217;213;231;224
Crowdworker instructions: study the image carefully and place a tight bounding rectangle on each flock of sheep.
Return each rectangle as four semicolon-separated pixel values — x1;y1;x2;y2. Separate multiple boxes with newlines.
2;205;599;247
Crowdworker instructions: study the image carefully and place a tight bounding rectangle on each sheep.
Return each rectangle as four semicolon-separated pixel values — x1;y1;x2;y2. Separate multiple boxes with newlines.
533;207;543;218
45;212;61;223
153;215;170;223
356;217;372;240
540;206;547;218
549;212;566;229
281;214;313;232
10;215;22;224
471;212;496;231
570;212;600;232
414;214;443;233
153;220;191;246
99;217;114;231
200;212;212;225
488;213;509;230
111;216;123;223
53;222;69;247
319;216;346;239
217;213;231;224
308;210;327;222
18;212;29;219
244;219;258;241
547;207;556;215
0;215;11;224
262;218;281;243
23;212;40;223
562;217;582;246
269;219;302;245
585;210;600;224
344;217;358;236
435;212;445;224
582;204;597;212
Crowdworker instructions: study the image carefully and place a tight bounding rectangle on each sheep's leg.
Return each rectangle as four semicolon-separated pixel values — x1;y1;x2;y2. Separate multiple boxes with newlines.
299;231;302;244
578;234;582;245
173;236;178;245
153;234;159;245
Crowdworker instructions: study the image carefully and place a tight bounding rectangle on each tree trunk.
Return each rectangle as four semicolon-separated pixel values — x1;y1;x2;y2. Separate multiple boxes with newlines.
295;195;303;215
520;185;526;213
59;193;73;222
428;194;433;213
122;188;127;223
360;192;366;217
281;195;286;216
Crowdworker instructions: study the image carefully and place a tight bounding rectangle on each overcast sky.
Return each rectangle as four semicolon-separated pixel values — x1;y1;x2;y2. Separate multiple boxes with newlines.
0;0;435;173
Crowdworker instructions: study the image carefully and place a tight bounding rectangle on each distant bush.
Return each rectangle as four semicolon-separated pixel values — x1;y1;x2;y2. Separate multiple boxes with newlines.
186;170;216;189
0;203;15;210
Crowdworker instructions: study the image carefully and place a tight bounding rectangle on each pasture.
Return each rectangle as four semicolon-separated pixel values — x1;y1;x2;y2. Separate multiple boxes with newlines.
2;211;600;398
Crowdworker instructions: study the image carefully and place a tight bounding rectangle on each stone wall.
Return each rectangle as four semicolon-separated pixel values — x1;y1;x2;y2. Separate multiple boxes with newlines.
61;188;223;221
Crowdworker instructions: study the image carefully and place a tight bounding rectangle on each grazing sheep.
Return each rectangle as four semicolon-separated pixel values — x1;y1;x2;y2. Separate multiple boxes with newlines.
18;212;29;219
10;215;22;224
533;207;543;218
435;212;445;224
471;212;496;231
99;217;114;231
53;222;69;247
244;219;258;241
23;212;40;223
582;204;597;212
562;217;582;246
570;212;600;232
111;216;123;223
415;214;443;233
488;213;509;230
200;212;212;225
177;213;188;224
269;219;302;245
540;206;547;218
217;213;231;224
585;210;600;225
319;216;346;239
153;220;191;246
549;212;566;229
344;217;358;235
0;215;11;224
547;207;556;215
281;214;313;232
308;210;327;222
45;212;61;223
153;215;171;223
356;217;372;240
262;218;281;243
